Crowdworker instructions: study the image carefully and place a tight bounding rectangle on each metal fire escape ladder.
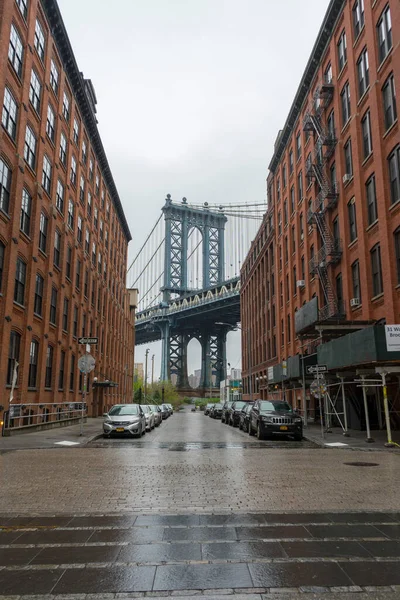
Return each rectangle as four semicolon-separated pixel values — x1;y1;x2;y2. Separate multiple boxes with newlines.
303;84;343;322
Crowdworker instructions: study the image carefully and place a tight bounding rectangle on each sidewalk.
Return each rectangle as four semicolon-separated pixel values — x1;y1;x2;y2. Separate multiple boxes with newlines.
304;422;400;452
0;417;102;451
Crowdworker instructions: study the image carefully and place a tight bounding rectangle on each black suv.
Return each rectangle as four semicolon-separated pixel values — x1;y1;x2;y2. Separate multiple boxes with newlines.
248;400;303;440
210;403;223;419
221;401;233;423
227;401;246;427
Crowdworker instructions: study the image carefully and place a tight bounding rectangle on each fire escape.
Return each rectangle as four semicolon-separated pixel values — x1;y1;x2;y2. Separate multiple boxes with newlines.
303;81;343;322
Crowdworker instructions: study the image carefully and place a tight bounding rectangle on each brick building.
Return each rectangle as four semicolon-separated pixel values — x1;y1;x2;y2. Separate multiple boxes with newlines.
241;0;400;433
0;0;135;425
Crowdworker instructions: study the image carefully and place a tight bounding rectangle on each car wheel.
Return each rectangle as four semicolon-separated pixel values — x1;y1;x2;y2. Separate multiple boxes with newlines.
248;421;255;436
257;423;264;440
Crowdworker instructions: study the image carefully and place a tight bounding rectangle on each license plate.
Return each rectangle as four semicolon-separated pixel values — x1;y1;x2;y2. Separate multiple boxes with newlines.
115;427;125;432
280;425;288;431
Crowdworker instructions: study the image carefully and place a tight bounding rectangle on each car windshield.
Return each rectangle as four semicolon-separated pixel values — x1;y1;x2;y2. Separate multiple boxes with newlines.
233;402;245;410
259;401;293;413
214;403;222;408
141;406;150;413
108;405;139;416
149;405;159;412
243;404;253;413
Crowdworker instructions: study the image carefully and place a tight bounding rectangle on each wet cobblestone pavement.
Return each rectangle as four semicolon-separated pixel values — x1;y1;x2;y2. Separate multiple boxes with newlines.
1;409;400;598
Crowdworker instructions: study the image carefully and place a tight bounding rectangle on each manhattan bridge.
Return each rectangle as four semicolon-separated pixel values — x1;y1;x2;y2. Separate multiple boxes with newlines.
127;195;264;396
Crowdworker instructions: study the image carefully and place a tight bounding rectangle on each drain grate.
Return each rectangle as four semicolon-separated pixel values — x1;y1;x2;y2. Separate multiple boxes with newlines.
344;461;380;467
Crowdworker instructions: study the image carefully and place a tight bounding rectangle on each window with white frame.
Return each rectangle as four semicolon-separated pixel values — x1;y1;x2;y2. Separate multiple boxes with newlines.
82;139;87;164
337;30;347;71
85;228;90;254
46;103;55;142
59;132;67;166
377;5;392;64
16;0;28;19
0;159;11;214
54;229;61;268
50;59;59;95
77;214;82;242
383;73;397;131
366;174;378;225
34;19;45;61
87;192;92;216
357;48;369;98
68;199;74;229
341;81;351;125
39;211;48;253
344;138;353;176
62;91;70;121
361;110;372;158
20;188;31;235
55;179;64;213
8;25;23;77
2;87;18;140
79;175;85;202
70;155;77;185
42;155;52;193
388;145;400;206
29;70;41;112
353;0;364;38
73;118;79;144
24;125;37;170
370;243;383;296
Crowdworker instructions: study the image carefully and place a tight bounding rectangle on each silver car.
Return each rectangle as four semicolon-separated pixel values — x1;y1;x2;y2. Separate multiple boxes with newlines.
141;405;155;431
149;404;162;427
103;404;146;438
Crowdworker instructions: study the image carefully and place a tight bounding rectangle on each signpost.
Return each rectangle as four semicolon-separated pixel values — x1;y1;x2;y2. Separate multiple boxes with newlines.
78;353;96;436
308;365;328;440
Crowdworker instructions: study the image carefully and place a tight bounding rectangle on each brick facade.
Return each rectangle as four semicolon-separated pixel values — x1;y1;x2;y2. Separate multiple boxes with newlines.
0;0;134;419
241;0;400;414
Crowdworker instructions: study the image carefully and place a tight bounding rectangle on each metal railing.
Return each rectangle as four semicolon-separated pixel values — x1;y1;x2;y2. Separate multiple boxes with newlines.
2;402;87;435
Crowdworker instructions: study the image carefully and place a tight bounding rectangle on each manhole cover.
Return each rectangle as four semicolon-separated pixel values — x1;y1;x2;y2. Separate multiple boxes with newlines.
344;461;379;467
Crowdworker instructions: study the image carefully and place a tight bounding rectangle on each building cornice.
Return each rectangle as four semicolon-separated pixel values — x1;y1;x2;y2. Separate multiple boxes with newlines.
41;0;132;242
268;0;345;174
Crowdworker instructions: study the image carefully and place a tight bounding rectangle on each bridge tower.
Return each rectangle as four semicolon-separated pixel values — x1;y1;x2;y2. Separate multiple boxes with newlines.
159;195;228;392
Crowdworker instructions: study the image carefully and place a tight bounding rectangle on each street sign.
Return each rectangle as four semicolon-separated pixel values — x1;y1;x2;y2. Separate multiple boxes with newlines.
310;379;327;398
306;364;328;375
78;337;98;345
78;354;96;374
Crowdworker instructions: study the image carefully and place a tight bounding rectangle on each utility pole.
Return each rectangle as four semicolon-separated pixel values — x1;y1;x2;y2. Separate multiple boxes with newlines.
144;348;149;404
151;354;155;386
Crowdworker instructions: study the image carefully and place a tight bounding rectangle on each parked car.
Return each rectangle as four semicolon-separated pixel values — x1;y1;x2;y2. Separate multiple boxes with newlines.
210;402;223;419
160;404;169;419
204;403;214;416
227;401;246;427
239;402;254;431
221;401;233;423
166;403;174;415
141;405;155;431
148;404;162;427
248;400;303;440
103;404;146;438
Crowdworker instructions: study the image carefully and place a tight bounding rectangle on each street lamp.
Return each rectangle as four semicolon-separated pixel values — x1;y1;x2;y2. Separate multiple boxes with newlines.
215;322;252;402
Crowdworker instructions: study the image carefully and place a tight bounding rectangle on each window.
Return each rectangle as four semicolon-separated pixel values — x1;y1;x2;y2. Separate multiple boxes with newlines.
0;158;12;214
327;110;335;141
79;175;85;203
290;186;295;214
24;125;37;170
14;257;26;305
7;331;21;386
73;305;78;337
59;132;67;166
348;198;357;242
281;319;284;345
29;70;41;112
105;230;108;249
46;104;55;142
287;313;291;342
85;228;90;254
70;155;77;185
34;273;44;315
370;244;383;296
388;146;400;205
42;155;52;193
383;73;397;130
289;150;293;174
8;25;23;77
306;153;312;186
282;164;287;188
82;139;87;164
28;340;39;388
39;212;48;253
56;180;64;213
62;297;69;331
84;269;89;297
284;236;288;262
98;252;102;274
58;350;65;390
299;213;304;240
50;59;59;95
66;244;72;279
49;286;57;324
324;62;333;84
62;92;70;121
73;118;79;144
0;241;4;291
351;260;361;303
283;200;288;225
54;229;61;268
76;259;81;289
344;138;353;176
77;214;82;242
69;354;75;391
301;255;305;280
366;174;378;225
45;345;53;388
377;5;392;64
20;188;31;235
101;189;105;209
394;229;400;285
337;30;347;71
94;206;98;229
333;216;340;243
357;48;369;98
16;0;28;19
87;192;92;217
68;199;74;229
330;162;337;192
95;173;100;195
291;225;295;253
353;0;364;38
296;132;301;159
2;87;18;140
297;171;303;203
361;111;372;159
341;82;351;125
89;158;94;181
92;242;96;265
277;178;280;201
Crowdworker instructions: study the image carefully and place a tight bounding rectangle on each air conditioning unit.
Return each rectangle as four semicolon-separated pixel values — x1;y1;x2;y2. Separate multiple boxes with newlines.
350;297;360;307
343;173;352;184
296;280;305;288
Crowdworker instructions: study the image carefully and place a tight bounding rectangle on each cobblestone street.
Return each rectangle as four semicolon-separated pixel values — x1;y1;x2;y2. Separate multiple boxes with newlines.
1;408;400;598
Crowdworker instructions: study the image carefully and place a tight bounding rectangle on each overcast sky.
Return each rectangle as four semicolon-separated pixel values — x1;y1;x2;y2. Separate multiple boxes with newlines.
59;0;331;381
